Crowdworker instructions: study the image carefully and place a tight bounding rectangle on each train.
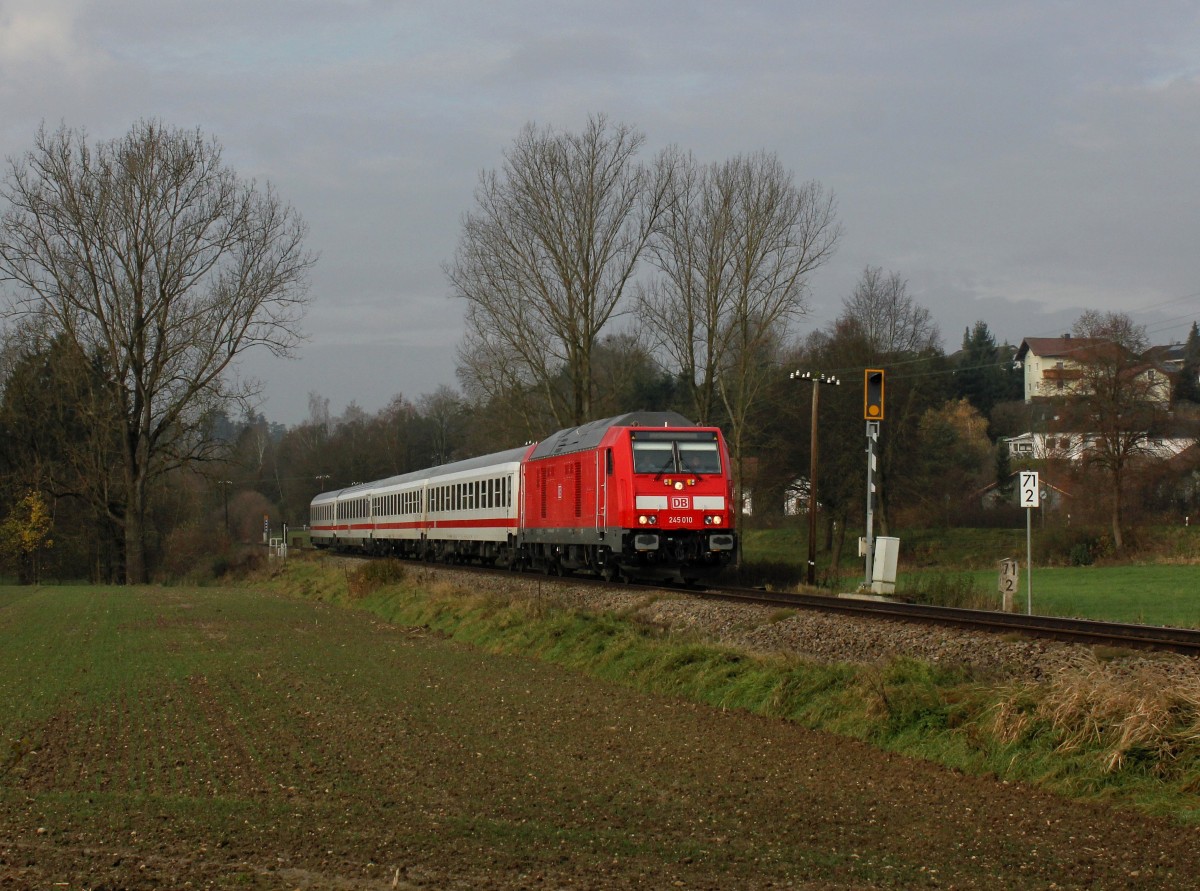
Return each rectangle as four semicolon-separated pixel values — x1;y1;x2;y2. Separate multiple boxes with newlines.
309;411;737;581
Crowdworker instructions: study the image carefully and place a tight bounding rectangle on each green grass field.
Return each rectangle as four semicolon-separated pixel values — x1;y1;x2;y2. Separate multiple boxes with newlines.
3;564;1200;887
958;564;1200;627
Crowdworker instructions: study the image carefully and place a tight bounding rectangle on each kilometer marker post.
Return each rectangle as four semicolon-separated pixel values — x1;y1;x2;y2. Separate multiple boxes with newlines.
1019;471;1039;615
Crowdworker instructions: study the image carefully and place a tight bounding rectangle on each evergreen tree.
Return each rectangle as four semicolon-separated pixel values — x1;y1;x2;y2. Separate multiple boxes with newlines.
1176;321;1200;404
994;442;1013;499
953;321;1005;419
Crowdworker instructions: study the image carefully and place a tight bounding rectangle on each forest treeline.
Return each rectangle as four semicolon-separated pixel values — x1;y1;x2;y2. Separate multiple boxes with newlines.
2;117;1199;583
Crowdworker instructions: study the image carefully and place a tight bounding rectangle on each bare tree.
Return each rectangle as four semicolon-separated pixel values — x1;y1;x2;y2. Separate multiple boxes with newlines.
0;121;314;583
1070;310;1164;551
418;385;466;466
835;267;946;533
639;151;840;426
446;115;671;426
841;266;940;355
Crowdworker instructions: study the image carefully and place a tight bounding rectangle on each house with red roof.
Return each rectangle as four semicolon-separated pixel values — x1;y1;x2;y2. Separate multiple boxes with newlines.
1015;335;1170;406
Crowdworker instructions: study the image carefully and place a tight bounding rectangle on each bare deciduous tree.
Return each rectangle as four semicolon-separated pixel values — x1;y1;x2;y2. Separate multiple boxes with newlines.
446;114;671;426
639;151;840;426
835;266;945;533
841;266;940;355
1070;310;1164;551
639;151;840;530
0;121;315;583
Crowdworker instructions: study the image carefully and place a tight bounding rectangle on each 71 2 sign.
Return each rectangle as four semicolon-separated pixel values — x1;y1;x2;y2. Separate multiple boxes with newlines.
1019;471;1040;509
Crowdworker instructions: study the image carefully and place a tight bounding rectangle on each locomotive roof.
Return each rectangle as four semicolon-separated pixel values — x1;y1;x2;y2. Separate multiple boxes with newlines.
312;444;529;501
313;412;703;502
528;411;698;460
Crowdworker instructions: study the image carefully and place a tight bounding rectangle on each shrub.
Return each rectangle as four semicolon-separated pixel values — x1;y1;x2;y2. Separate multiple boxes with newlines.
1036;525;1113;566
346;559;407;599
159;521;229;583
896;572;993;610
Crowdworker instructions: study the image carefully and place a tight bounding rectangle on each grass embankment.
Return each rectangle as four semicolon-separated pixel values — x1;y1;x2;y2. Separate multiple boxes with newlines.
261;555;1200;824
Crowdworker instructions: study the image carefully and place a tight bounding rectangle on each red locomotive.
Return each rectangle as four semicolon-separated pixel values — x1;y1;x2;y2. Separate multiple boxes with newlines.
310;411;736;581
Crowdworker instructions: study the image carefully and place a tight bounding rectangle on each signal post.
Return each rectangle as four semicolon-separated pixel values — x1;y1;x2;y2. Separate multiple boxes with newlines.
863;370;884;588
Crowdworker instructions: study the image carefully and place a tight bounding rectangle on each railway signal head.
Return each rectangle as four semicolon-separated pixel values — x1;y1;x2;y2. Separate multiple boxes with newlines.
864;369;885;420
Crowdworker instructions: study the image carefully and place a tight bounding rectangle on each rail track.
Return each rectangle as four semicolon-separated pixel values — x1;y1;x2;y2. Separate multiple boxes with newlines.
691;584;1200;656
327;552;1200;657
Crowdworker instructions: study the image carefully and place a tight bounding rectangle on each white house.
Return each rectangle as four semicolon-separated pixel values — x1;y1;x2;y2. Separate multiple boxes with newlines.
1015;335;1107;402
1003;431;1191;462
1015;335;1172;406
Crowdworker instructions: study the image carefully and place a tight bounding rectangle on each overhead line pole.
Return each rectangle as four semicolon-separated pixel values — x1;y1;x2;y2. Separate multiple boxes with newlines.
791;370;840;587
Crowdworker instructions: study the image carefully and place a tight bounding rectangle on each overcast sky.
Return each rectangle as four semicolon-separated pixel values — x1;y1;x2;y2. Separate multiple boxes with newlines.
2;1;1198;425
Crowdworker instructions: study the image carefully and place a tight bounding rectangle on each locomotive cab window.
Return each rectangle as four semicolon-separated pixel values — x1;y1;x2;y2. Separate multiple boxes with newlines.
631;441;674;474
631;432;722;475
678;442;721;474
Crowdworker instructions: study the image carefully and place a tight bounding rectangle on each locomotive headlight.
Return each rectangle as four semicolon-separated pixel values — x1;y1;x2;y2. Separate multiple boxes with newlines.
710;514;722;525
649;514;658;524
674;481;684;490
704;515;713;525
638;515;648;525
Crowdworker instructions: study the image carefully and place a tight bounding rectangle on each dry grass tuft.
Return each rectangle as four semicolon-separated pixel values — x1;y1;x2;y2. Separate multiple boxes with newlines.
992;652;1200;774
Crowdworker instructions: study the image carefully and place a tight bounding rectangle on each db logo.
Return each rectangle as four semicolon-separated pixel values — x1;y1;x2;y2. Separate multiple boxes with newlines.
670;496;690;509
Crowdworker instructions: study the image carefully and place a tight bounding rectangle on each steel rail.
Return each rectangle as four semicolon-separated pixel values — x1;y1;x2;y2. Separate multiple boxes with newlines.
691;584;1200;656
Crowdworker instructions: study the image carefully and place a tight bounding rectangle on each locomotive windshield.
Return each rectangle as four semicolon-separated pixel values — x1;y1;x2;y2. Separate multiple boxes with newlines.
631;432;722;475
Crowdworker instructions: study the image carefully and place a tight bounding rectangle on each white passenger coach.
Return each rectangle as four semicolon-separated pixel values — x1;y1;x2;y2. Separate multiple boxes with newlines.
310;446;528;562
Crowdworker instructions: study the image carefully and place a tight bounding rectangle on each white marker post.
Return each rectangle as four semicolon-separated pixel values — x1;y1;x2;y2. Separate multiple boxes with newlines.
1019;471;1039;615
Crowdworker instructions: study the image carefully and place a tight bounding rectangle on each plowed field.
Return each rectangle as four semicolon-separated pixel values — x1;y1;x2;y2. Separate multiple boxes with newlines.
1;585;1197;889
